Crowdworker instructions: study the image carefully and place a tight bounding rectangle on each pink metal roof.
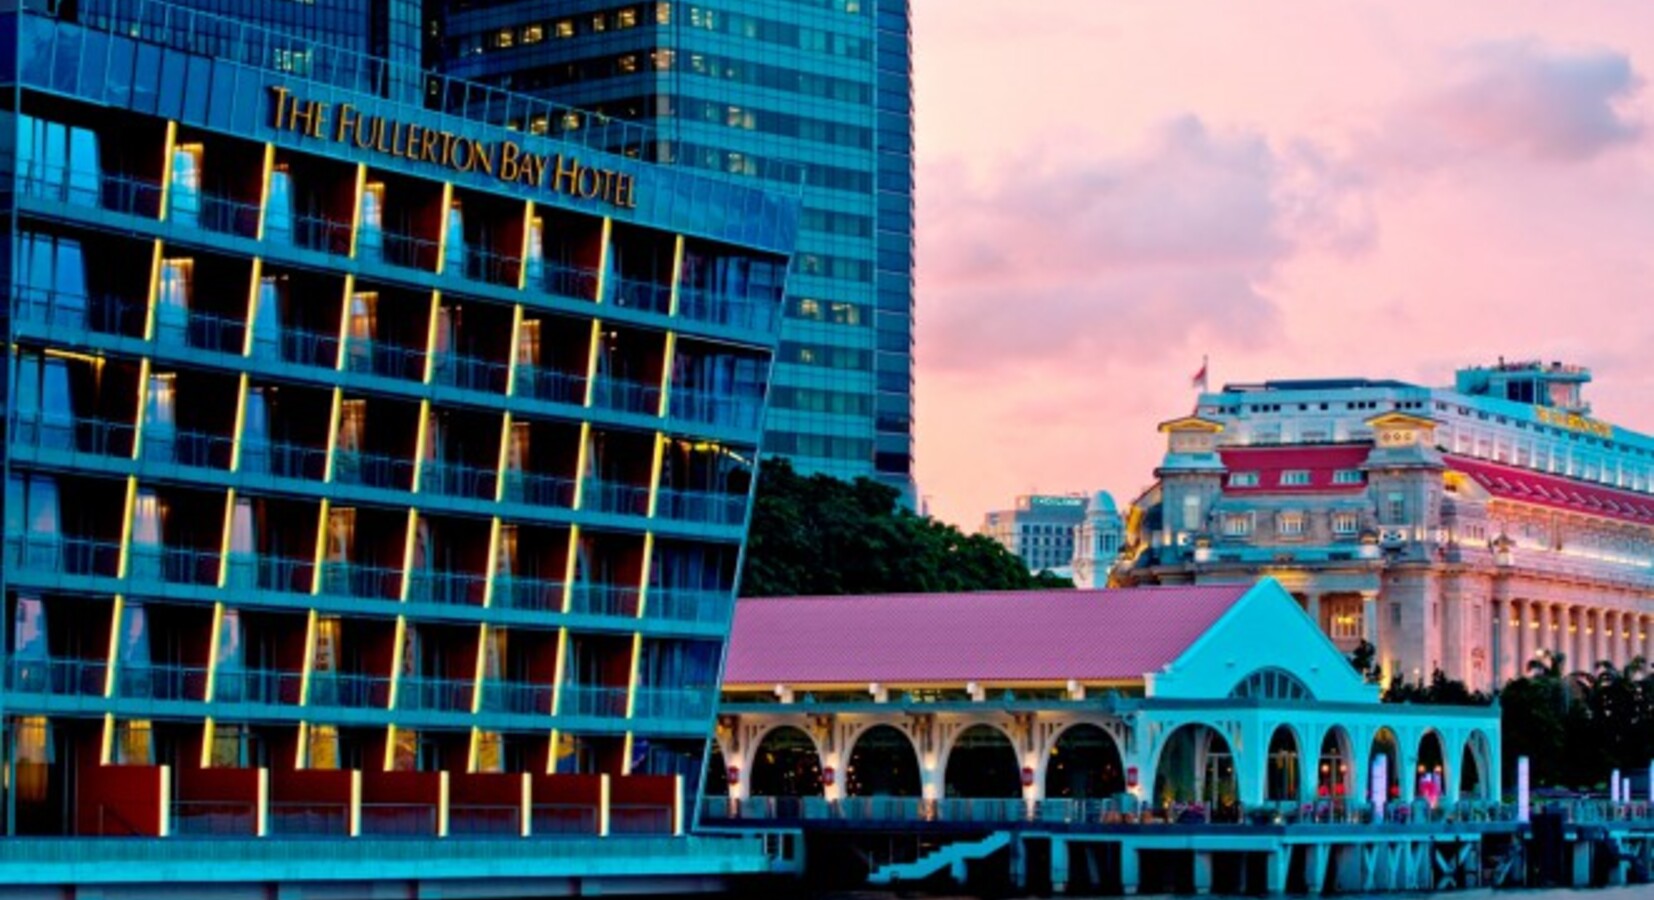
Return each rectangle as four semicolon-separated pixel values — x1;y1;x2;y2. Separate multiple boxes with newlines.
722;584;1252;687
1446;455;1654;525
1219;445;1371;493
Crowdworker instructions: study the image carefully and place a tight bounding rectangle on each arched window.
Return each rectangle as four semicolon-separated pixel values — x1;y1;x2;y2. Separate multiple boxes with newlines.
1229;667;1314;701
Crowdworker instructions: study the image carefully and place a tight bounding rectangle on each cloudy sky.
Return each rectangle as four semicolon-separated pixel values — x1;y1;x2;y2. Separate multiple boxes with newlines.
911;1;1654;527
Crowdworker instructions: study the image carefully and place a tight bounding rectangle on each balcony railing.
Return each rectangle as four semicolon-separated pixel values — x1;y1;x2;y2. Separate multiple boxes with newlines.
419;459;499;500
449;804;522;836
395;676;475;713
318;560;405;602
557;684;629;719
152;308;248;356
491;575;566;613
142;428;235;471
580;478;651;517
432;352;509;395
344;338;428;382
513;365;587;406
125;544;223;587
376;229;441;273
18;167;164;219
459;246;524;288
405;568;488;607
644;587;732;625
278;326;343;370
567;583;640;618
4;657;108;696
632;687;713;721
117;664;210;702
12;285;148;338
589;377;662;416
268;802;350;836
223;553;316;595
653;488;748;527
676;287;779;333
239;439;330;483
479;680;554;715
9;413;137;459
171;801;258;837
608;276;672;316
360;803;439;836
5;535;122;579
212;668;305;705
199;191;262;239
500;470;577;509
292;213;354;257
541;262;601;302
307;672;392;709
668;389;764;432
531;803;599;835
332;449;417;493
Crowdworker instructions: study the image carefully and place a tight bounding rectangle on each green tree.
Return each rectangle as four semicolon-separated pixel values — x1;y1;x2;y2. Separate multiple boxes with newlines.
740;458;1072;597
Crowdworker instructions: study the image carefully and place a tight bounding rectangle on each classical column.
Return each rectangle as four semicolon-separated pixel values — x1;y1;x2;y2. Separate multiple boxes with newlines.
1305;594;1323;632
1643;615;1654;666
1513;599;1531;674
1567;606;1584;675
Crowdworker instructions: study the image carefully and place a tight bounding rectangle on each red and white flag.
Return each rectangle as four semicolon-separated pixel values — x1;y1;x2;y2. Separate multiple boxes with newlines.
1191;356;1209;392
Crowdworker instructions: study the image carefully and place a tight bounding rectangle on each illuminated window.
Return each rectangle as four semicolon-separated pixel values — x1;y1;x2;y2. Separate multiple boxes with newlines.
1331;610;1362;640
494;28;514;48
1228;471;1259;487
1333;469;1363;484
828;302;861;325
652;49;675;70
591;13;607;32
555;19;575;38
522;24;544;44
1280;470;1311;486
1278;512;1305;536
1332;512;1360;536
617;54;639;74
796;299;822;319
529;116;549;135
657;2;673;25
619;7;639;27
1222;514;1252;537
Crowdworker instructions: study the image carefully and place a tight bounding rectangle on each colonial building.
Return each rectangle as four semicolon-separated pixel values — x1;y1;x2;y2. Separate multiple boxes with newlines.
1113;361;1654;692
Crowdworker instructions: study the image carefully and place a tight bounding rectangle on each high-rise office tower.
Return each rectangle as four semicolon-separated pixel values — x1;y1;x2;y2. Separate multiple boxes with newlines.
428;1;917;498
1;0;798;868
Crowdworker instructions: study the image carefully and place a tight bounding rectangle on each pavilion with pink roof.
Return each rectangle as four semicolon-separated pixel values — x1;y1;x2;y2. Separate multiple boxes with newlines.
704;577;1501;827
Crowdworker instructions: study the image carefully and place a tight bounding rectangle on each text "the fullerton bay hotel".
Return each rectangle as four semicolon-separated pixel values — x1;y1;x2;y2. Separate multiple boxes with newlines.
270;86;638;209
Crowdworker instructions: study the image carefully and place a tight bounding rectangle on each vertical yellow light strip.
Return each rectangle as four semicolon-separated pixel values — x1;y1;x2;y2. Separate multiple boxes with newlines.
623;632;643;724
388;617;408;713
347;164;367;259
595;217;613;305
310;500;331;594
571;422;592;510
100;713;116;765
435;183;455;277
215;488;237;587
504;305;524;397
200;719;216;769
621;732;635;777
142;240;163;342
132;359;152;461
467;727;481;774
598;774;611;838
335;275;355;373
483;517;502;608
668;234;685;317
582;320;602;409
657;332;676;419
550;630;569;718
382;725;398;773
323;389;343;483
494;415;513;504
422;291;442;384
157;121;178;223
104;596;126;699
296;722;310;769
518;202;535;291
646;433;665;519
560;526;581;615
204;602;225;704
471;624;489;715
636;533;655;620
229;375;249;473
399;508;420;601
115;476;138;578
255;144;276;241
242;257;263;357
298;609;319;707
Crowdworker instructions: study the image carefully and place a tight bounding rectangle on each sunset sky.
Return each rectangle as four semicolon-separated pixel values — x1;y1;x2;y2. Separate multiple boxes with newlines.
910;1;1654;527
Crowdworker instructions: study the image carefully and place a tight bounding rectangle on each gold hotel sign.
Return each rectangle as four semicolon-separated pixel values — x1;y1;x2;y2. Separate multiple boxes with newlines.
269;86;638;209
1534;406;1614;439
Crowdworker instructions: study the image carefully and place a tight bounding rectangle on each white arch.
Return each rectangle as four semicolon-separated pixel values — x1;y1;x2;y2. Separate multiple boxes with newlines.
936;720;1020;782
742;722;826;780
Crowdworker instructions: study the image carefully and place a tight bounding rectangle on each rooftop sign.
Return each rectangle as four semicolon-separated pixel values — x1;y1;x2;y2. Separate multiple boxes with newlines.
1534;406;1613;439
269;86;638;209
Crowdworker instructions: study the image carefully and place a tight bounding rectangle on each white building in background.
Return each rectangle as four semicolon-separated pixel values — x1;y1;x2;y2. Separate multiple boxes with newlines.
979;494;1089;574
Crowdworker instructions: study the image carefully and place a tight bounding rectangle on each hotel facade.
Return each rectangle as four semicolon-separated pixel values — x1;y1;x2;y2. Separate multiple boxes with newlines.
1109;361;1654;694
0;0;798;854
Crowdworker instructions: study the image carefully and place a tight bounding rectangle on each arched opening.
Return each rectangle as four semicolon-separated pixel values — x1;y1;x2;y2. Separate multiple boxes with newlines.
704;743;730;795
944;725;1021;798
1369;728;1400;803
1152;724;1237;811
1460;730;1491;801
846;726;921;797
1044;724;1125;800
1266;726;1300;802
748;727;822;797
1317;727;1353;800
1416;730;1447;805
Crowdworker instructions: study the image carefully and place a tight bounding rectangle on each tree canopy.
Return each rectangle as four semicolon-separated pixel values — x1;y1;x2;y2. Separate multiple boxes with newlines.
740;458;1073;597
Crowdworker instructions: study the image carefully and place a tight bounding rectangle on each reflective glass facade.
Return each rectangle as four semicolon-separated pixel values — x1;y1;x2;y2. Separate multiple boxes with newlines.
430;0;917;498
0;1;797;840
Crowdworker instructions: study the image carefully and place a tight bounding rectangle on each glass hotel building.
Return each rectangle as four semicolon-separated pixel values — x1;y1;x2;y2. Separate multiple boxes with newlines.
429;0;917;498
0;0;798;844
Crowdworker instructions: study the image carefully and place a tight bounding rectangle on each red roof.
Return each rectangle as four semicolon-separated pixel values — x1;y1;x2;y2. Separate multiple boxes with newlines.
722;585;1251;687
1219;445;1370;493
1446;455;1654;525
